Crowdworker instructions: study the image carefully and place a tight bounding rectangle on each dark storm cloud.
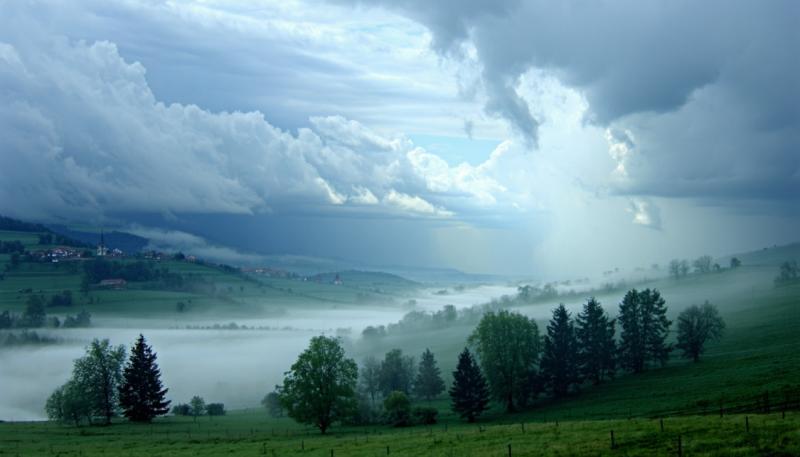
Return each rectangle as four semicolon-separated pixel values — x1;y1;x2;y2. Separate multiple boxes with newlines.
340;0;800;202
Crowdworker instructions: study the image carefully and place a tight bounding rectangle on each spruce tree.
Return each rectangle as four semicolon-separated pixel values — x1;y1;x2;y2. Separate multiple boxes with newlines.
414;348;445;401
119;334;170;422
540;304;579;397
449;348;489;423
575;297;616;384
618;289;671;373
641;289;672;367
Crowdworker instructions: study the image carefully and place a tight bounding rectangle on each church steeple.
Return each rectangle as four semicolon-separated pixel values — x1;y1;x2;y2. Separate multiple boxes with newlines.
97;230;108;257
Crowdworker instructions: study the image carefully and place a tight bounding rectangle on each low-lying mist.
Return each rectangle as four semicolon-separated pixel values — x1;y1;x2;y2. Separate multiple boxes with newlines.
1;263;781;421
0;284;515;421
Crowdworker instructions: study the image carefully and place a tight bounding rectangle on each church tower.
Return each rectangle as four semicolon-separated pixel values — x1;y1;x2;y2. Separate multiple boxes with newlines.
97;230;108;257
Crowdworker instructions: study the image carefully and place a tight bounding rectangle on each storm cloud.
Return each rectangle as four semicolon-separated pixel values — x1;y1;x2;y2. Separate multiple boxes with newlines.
341;0;800;202
0;0;797;276
0;34;529;224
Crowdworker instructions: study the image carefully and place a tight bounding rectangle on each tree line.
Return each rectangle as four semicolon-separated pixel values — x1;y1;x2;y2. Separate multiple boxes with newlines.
43;288;725;433
275;288;726;433
669;255;741;279
46;334;228;426
47;335;171;425
0;293;91;330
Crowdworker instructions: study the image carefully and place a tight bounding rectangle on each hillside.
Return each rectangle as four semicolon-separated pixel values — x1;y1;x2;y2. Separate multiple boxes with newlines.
0;225;421;319
350;243;800;423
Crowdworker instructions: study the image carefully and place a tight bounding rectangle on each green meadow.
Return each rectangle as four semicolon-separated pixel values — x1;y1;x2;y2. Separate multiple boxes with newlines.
2;410;798;456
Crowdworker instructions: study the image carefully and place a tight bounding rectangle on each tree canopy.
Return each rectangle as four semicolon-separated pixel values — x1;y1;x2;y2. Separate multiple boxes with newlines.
618;289;672;373
676;301;725;362
378;349;415;396
279;335;358;434
469;310;540;412
73;339;126;424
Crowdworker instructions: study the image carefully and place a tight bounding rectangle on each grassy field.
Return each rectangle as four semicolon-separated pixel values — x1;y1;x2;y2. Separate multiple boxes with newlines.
1;409;798;456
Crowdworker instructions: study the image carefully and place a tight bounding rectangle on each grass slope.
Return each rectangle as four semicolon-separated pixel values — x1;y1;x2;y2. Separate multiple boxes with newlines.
0;229;419;319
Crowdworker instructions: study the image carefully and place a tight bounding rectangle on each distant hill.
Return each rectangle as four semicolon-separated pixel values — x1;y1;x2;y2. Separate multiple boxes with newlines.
372;264;511;284
0;215;88;248
721;242;800;267
0;215;50;233
47;226;149;254
309;270;419;287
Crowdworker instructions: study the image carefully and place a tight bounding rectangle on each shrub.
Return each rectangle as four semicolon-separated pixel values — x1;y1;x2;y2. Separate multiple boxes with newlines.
172;404;191;416
206;403;226;416
383;391;411;427
411;406;438;425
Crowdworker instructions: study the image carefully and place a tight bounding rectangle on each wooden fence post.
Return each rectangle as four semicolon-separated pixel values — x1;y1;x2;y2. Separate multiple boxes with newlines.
610;430;616;449
677;435;682;457
745;416;749;433
660;418;664;432
507;443;512;457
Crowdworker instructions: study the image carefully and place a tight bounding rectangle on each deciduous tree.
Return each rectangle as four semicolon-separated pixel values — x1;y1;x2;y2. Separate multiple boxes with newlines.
73;338;126;425
469;310;540;412
189;396;206;421
358;356;381;406
676;302;725;362
262;391;284;418
378;349;415;396
279;336;358;434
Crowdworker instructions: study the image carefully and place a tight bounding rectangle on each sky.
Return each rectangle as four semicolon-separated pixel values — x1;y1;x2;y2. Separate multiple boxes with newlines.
0;0;797;277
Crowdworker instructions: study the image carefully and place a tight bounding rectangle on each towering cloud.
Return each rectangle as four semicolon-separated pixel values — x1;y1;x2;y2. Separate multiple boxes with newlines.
0;34;531;224
340;0;800;204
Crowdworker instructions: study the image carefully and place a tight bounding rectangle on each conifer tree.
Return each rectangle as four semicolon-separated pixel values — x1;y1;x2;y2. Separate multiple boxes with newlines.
540;304;580;397
119;334;171;422
449;348;490;423
414;348;445;401
575;297;616;384
618;289;671;373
